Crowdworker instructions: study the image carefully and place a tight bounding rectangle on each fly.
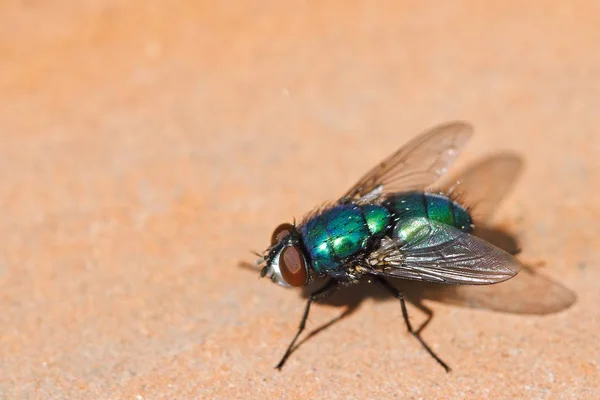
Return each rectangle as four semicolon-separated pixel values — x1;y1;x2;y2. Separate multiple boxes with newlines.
255;121;522;372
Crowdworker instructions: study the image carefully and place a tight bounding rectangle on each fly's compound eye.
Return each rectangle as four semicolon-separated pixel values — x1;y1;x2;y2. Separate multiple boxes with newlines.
271;222;295;245
279;245;308;287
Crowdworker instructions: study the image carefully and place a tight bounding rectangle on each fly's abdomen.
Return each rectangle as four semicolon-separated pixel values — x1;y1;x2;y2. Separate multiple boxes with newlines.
299;204;391;274
384;191;473;233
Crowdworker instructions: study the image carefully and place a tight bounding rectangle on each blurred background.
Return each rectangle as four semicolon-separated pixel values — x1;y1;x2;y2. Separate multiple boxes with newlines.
0;1;598;398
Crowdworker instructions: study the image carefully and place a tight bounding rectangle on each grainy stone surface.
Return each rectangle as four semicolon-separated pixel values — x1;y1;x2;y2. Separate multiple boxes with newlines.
1;1;598;398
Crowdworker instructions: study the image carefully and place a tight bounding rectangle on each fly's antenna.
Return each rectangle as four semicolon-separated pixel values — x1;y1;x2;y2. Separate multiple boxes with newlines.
248;250;271;279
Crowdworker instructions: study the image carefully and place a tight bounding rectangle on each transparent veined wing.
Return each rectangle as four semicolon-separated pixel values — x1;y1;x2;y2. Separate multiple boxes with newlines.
341;121;473;203
366;217;521;285
433;152;524;223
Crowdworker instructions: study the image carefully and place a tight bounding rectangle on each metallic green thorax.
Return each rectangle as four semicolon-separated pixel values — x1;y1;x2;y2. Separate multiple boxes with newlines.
298;192;472;275
299;204;391;275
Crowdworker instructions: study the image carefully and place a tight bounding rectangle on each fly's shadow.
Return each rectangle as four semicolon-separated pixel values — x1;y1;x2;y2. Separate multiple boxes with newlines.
285;153;576;356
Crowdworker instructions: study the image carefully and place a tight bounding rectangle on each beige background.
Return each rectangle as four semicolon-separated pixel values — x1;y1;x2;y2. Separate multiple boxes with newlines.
1;1;598;398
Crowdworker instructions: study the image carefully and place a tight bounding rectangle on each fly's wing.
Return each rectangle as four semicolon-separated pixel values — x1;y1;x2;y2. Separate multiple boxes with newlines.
341;121;473;203
433;153;524;223
367;218;521;285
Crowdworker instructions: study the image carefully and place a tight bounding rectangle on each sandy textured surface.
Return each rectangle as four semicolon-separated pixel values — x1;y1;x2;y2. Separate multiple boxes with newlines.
1;1;599;398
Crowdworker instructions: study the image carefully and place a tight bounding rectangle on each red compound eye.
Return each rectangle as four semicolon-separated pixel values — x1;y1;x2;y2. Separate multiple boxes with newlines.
271;223;294;245
279;245;308;287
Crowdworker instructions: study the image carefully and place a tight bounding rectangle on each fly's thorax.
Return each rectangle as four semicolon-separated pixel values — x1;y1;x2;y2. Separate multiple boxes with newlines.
384;191;473;233
361;204;392;236
298;203;391;274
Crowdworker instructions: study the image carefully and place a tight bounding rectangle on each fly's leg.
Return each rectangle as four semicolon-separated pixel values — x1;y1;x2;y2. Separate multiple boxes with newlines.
275;279;338;370
412;301;433;336
372;275;451;372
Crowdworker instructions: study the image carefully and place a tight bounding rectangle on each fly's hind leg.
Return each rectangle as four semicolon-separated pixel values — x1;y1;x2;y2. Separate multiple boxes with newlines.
371;275;451;372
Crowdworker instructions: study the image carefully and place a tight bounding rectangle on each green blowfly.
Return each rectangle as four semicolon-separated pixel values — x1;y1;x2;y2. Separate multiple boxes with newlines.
255;121;522;372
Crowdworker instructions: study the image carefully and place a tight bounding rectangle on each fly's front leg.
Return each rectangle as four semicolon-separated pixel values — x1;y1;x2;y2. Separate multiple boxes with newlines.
275;279;338;370
372;275;451;372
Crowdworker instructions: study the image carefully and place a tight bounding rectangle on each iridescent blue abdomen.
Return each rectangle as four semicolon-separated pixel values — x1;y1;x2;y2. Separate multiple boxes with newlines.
299;204;391;274
383;191;473;233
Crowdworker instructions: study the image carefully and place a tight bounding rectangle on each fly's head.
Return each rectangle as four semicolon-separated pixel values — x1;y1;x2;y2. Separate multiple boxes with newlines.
256;222;310;288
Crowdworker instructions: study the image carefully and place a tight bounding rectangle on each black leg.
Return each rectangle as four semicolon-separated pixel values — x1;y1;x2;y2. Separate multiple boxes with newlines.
294;302;360;349
275;279;338;370
413;302;434;336
372;276;451;372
